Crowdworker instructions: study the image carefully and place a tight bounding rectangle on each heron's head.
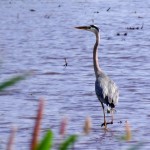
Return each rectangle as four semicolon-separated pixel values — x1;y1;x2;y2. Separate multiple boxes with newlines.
75;25;99;34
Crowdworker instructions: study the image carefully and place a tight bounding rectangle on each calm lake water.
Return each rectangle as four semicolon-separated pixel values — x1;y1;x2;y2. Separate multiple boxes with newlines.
0;0;150;149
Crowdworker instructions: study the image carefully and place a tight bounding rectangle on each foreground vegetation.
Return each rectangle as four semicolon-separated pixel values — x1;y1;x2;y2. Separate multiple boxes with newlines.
0;75;143;150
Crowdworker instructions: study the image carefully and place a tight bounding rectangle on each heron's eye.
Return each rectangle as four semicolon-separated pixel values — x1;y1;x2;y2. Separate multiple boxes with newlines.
90;26;95;30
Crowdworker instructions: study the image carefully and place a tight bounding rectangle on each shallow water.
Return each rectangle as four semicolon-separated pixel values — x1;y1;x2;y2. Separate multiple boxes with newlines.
0;0;150;149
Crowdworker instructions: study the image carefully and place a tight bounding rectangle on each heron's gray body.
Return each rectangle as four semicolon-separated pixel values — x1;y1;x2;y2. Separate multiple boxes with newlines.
95;72;119;108
75;25;119;128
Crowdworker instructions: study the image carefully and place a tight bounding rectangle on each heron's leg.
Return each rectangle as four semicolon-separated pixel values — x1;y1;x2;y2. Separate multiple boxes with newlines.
100;102;107;129
111;110;114;124
105;109;113;125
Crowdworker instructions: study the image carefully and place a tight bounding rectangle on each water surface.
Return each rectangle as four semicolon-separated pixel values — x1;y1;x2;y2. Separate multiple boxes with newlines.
0;0;150;149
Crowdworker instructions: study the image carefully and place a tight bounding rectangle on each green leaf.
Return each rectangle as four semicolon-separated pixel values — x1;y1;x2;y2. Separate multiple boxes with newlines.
0;75;26;91
37;130;53;150
58;135;78;150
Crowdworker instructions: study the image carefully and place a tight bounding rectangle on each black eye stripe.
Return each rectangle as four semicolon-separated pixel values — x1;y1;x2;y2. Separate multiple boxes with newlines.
90;25;99;32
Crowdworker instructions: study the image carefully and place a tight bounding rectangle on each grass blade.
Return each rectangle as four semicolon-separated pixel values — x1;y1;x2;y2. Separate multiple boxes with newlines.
58;135;77;150
37;130;53;150
0;75;26;91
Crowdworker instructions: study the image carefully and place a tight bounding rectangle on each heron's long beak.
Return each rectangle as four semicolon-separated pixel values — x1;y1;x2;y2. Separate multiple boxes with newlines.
75;26;89;30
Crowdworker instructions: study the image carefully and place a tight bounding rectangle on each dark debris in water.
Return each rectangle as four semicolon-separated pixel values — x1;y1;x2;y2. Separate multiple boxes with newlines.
138;16;143;18
126;23;144;30
116;32;128;36
19;116;37;120
43;72;61;75
63;58;68;67
107;7;111;11
94;11;99;13
44;14;51;19
118;121;122;124
116;33;120;36
30;9;36;12
124;33;127;36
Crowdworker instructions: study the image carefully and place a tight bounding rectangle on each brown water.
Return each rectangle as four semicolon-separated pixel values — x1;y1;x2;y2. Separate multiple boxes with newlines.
0;0;150;149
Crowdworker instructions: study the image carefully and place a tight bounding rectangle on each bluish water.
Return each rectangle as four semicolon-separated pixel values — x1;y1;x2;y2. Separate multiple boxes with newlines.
0;0;150;149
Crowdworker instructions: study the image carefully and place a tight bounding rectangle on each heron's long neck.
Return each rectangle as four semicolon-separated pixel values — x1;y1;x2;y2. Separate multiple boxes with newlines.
93;32;101;78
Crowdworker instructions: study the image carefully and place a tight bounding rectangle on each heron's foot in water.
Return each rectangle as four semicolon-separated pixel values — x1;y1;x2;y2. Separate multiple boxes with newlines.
101;121;113;127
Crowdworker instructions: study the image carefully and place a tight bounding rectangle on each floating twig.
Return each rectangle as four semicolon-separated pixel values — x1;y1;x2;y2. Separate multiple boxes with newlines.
141;23;144;29
63;58;68;67
107;7;111;12
138;16;143;18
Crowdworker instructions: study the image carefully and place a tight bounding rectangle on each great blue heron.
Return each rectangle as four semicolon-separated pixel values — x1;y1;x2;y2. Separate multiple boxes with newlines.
75;25;119;129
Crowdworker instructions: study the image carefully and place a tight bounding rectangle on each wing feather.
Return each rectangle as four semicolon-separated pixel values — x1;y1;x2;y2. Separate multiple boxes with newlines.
95;73;119;106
